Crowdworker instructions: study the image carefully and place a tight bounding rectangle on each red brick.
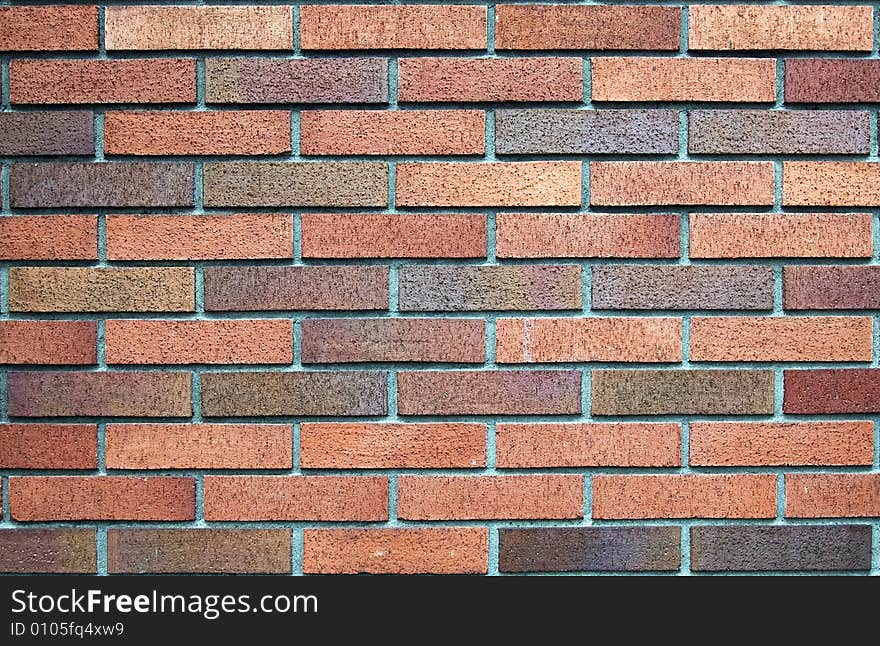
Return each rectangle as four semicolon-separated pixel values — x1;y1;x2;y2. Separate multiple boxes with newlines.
301;5;486;50
690;422;875;467
496;213;679;258
784;162;880;206
300;423;486;469
300;110;484;155
105;319;293;365
106;424;292;470
786;59;880;103
204;476;387;521
0;215;97;261
301;213;486;258
304;528;488;574
496;423;680;468
0;424;97;470
784;369;880;414
786;474;880;518
104;111;290;155
11;59;196;104
398;57;582;102
398;475;583;520
0;321;96;365
10;477;195;521
0;6;97;51
593;475;777;519
496;317;681;363
785;266;880;310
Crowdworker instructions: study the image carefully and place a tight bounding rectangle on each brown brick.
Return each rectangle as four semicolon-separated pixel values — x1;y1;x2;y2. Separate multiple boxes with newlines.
786;474;880;518
9;267;195;313
304;528;487;574
204;476;387;521
0;321;96;365
0;424;97;469
10;477;195;521
300;423;486;469
593;475;777;519
784;162;880;206
785;266;880;310
0;216;97;261
0;6;97;51
108;529;291;574
496;423;681;468
398;57;582;102
784;369;880;414
0;530;96;573
689;422;875;467
0;111;94;155
301;5;486;50
11;59;196;104
397;370;581;415
106;424;292;470
7;371;191;418
302;213;486;258
105;319;293;365
786;59;880;103
496;317;681;363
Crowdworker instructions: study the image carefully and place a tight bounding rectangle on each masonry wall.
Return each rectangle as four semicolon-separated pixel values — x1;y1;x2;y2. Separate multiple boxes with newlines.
0;2;879;576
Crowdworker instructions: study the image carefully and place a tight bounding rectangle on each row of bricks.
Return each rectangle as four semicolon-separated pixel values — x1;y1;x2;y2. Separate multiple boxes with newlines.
3;213;879;261
3;109;879;156
2;317;878;365
0;474;877;519
5;265;880;311
4;369;880;416
2;5;878;53
0;525;875;574
8;57;880;104
1;421;876;469
13;161;880;207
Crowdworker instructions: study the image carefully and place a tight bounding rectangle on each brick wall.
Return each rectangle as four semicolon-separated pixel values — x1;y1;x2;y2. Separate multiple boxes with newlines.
0;3;878;576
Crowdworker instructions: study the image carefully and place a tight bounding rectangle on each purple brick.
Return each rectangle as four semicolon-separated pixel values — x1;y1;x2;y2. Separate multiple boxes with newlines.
786;59;880;103
0;529;96;573
785;266;880;309
0;112;94;155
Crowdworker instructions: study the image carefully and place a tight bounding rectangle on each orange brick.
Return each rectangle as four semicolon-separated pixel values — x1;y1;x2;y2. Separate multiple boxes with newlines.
106;424;292;469
0;215;97;261
496;317;682;363
690;422;875;466
300;5;486;50
496;213;679;258
593;475;776;519
398;57;582;102
784;162;880;206
0;6;97;51
107;214;292;260
204;476;387;521
300;423;486;469
301;213;486;258
303;528;488;574
0;321;96;365
104;111;290;155
105;319;293;365
690;5;873;51
690;213;873;258
397;162;581;207
398;475;583;520
496;423;681;468
786;474;880;518
591;162;774;206
105;6;292;50
0;424;97;470
10;477;195;521
592;57;776;102
690;316;873;362
300;110;484;155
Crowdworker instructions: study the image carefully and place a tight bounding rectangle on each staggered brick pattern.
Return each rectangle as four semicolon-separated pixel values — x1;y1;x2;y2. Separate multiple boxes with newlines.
1;3;879;576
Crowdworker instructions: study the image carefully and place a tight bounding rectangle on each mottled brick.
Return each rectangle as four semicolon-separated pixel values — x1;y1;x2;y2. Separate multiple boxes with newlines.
397;370;581;415
398;475;583;520
7;371;191;418
785;266;880;310
9;267;195;313
108;529;291;574
0;424;97;470
0;111;94;155
785;162;880;206
0;321;96;365
500;527;681;573
301;318;484;363
784;369;880;414
204;476;387;521
786;59;880;103
204;266;388;311
0;216;97;261
10;162;194;208
496;423;681;468
0;6;97;51
300;423;486;469
201;371;386;417
592;265;774;310
399;265;582;311
591;369;775;416
786;474;880;518
0;530;96;573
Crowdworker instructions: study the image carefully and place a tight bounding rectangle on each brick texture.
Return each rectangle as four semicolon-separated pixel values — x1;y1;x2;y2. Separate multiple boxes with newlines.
785;266;880;309
0;216;97;261
0;424;97;470
0;7;96;51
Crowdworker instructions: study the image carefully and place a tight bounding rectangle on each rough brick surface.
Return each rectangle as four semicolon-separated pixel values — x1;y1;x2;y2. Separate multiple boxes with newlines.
0;111;94;155
0;424;97;470
0;530;96;574
785;266;880;309
0;6;97;51
786;474;880;518
0;216;97;261
0;321;97;365
784;162;880;206
786;59;880;102
784;369;880;414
